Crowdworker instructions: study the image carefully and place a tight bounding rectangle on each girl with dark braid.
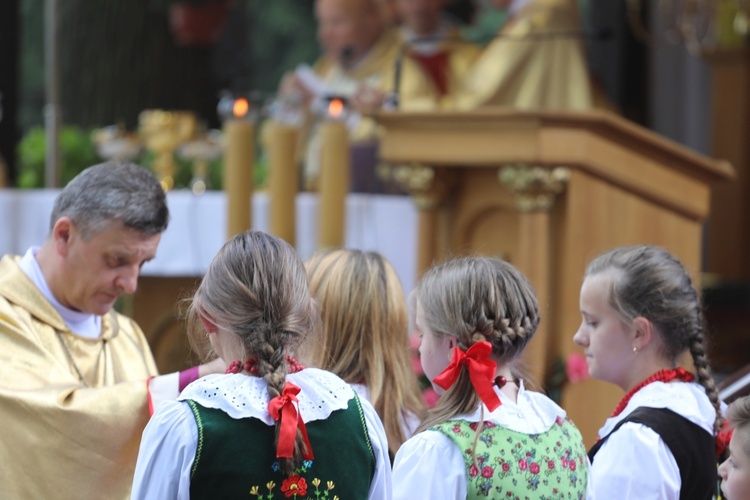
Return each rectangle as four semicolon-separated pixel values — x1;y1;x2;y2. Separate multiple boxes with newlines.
393;257;589;499
574;245;724;499
131;231;391;499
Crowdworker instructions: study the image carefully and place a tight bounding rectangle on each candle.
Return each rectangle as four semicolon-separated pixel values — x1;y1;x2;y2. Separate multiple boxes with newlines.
222;97;255;239
317;98;350;250
267;121;298;245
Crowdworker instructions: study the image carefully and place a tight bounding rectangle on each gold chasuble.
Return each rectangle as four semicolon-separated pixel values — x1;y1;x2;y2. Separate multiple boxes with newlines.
313;27;437;141
303;27;437;185
0;256;159;499
448;0;592;110
399;28;481;97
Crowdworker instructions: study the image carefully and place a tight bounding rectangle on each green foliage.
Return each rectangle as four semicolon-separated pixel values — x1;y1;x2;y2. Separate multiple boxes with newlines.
16;125;268;190
247;0;319;92
17;126;99;188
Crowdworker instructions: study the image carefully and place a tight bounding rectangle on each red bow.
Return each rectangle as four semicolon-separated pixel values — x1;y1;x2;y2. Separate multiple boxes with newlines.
433;341;502;412
716;420;734;458
268;382;314;460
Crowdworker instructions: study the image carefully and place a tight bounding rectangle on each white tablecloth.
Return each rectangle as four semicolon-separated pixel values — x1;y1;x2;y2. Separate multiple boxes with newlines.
0;189;418;293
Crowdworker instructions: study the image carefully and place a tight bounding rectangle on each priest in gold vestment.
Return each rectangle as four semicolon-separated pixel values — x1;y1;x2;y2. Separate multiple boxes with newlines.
0;162;223;499
281;0;437;188
395;0;481;97
448;0;593;109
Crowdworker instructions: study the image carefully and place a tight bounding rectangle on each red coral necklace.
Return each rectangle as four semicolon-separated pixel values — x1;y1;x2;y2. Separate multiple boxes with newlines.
611;367;694;418
226;355;305;375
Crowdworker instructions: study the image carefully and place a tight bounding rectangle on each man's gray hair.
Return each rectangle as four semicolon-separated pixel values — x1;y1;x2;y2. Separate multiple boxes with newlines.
50;161;169;238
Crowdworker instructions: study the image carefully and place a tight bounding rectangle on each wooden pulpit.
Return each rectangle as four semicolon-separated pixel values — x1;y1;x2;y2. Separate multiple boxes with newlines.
375;108;734;444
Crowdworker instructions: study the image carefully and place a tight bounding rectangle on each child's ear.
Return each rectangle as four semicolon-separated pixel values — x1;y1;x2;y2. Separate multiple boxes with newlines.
632;317;653;350
199;312;218;334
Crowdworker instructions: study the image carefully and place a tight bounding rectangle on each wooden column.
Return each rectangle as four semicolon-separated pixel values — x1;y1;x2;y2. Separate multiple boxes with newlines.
499;165;570;386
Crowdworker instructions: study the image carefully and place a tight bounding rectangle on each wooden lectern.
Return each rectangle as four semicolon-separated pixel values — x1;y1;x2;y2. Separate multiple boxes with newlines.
376;108;734;444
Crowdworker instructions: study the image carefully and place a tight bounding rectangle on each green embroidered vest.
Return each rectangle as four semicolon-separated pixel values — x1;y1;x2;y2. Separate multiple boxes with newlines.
187;394;375;499
431;417;588;499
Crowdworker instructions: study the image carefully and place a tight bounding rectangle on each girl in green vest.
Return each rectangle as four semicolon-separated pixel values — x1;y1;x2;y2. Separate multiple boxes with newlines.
131;231;392;499
392;256;588;499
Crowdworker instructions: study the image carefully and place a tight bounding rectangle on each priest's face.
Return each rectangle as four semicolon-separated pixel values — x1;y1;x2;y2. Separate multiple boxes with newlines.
316;0;381;64
395;0;443;37
55;218;161;316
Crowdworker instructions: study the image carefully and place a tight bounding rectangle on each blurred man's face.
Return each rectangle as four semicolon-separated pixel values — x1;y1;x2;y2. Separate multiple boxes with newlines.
316;0;381;64
395;0;443;36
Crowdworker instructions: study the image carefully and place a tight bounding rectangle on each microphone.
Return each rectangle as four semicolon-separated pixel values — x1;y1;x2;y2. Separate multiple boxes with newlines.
389;27;614;110
341;46;355;70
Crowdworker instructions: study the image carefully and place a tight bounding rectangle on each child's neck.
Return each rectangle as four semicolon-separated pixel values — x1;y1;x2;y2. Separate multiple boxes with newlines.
495;367;519;403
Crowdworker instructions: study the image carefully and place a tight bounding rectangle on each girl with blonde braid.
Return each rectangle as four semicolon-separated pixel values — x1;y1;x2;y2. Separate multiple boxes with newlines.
305;249;424;459
131;231;391;499
574;245;724;499
393;257;588;499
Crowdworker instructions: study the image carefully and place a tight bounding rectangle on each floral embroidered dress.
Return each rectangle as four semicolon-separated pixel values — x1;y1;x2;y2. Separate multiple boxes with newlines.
131;368;392;500
392;382;588;500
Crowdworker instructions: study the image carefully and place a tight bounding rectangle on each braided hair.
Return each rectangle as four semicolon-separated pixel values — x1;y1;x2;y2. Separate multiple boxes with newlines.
187;231;316;473
585;245;724;434
415;257;540;433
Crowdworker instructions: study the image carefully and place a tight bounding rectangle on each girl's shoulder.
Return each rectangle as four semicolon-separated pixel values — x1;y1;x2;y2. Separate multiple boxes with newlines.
609;381;717;435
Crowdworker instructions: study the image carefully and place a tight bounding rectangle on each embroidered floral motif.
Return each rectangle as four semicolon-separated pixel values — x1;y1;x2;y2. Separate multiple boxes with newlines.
281;474;308;497
249;467;339;500
432;418;588;499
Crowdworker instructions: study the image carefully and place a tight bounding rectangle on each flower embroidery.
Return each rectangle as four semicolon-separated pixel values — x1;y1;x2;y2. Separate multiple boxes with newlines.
249;473;340;499
529;462;540;474
481;466;494;478
280;474;307;498
469;464;479;477
519;459;528;471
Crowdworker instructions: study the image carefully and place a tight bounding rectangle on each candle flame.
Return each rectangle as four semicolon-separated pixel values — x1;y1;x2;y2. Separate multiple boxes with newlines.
328;98;344;118
233;98;249;118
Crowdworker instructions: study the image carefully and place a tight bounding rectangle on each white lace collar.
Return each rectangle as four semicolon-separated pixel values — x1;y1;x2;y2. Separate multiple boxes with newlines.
451;381;567;434
179;368;355;425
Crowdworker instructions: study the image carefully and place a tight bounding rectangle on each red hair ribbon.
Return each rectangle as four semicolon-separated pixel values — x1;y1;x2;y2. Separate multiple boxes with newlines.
716;420;734;458
268;382;314;460
433;341;502;412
